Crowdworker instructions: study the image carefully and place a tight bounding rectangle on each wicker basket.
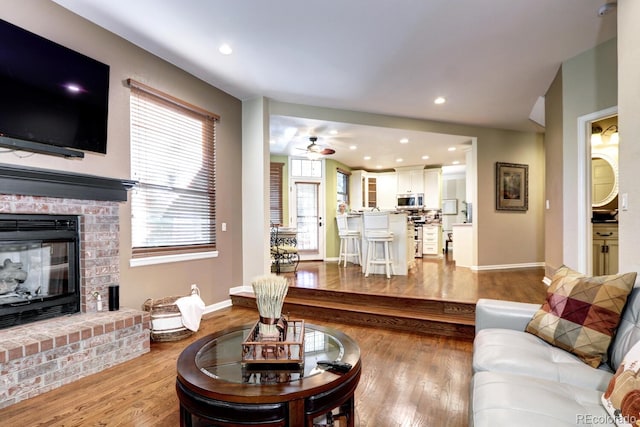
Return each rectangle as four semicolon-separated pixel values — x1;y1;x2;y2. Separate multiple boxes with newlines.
142;291;197;342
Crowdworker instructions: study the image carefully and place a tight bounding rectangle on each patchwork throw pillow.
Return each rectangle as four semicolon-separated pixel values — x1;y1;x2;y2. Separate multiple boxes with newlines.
602;341;640;426
525;265;637;368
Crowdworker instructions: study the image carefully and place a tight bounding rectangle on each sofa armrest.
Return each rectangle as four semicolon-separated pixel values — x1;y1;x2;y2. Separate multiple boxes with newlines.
475;298;541;335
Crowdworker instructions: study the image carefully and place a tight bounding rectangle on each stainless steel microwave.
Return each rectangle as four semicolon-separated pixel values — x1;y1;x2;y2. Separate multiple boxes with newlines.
396;193;424;210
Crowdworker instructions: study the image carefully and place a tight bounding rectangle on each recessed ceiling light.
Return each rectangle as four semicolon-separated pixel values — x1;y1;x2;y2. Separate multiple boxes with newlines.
364;156;371;160
448;147;456;151
396;158;403;163
421;155;430;160
330;130;338;135
452;160;460;165
219;43;233;55
400;138;409;144
349;145;357;150
376;165;382;169
434;97;446;105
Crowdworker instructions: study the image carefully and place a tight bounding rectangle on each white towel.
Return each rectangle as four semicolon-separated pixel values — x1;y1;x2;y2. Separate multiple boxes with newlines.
175;293;205;332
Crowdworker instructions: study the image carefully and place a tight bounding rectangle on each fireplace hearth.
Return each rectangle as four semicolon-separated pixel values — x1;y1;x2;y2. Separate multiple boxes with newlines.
0;164;148;409
0;214;80;329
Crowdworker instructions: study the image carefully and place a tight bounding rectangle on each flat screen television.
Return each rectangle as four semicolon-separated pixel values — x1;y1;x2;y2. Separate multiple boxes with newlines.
0;19;109;158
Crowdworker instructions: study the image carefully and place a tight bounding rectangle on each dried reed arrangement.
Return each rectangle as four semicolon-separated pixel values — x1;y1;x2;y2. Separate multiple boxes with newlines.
251;275;289;338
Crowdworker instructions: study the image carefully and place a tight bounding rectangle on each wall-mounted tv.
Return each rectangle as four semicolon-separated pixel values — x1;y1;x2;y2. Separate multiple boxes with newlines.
0;19;109;158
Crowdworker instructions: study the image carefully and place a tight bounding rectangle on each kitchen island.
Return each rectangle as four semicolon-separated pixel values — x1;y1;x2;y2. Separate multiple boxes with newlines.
345;211;413;276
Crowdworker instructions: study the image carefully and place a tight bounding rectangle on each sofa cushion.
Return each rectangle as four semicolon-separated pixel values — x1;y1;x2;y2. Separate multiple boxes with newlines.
602;341;640;426
471;371;615;427
473;328;613;391
525;266;637;368
609;287;640;371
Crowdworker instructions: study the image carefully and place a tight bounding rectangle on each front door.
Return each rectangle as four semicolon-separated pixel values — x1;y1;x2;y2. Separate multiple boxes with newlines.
292;181;324;260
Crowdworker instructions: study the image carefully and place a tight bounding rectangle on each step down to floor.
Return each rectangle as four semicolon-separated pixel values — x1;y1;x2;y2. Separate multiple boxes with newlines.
230;288;475;340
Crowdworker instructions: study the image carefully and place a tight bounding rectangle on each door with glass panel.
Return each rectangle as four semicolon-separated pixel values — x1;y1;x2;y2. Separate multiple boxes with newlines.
292;181;324;260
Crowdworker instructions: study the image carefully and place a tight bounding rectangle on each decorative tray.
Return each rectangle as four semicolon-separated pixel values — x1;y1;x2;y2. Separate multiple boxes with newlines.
241;319;305;366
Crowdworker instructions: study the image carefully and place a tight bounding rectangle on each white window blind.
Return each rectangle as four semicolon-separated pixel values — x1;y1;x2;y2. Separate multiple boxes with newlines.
128;79;218;256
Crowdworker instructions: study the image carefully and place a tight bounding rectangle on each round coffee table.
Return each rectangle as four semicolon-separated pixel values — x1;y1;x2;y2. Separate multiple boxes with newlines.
176;322;361;427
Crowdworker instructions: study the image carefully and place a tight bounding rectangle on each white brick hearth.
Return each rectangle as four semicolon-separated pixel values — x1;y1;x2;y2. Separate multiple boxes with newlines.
0;193;150;408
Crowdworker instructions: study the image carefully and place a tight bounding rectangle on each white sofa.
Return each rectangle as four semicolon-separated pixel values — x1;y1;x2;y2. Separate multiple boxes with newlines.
469;286;640;427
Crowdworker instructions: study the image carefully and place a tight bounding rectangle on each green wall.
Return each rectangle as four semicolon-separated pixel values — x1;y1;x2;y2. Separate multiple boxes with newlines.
269;154;354;259
325;159;353;258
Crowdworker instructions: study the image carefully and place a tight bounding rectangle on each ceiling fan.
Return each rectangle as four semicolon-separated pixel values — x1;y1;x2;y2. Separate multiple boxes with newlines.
298;136;336;158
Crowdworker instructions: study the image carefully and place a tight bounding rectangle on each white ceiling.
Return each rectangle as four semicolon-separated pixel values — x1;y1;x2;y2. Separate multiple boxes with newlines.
54;0;617;170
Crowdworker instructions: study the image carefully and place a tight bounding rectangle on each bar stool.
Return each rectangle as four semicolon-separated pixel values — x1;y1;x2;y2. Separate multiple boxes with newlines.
336;215;361;267
363;212;394;278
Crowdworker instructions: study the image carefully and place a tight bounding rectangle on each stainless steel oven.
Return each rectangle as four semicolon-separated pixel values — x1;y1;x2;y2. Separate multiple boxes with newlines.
414;224;423;258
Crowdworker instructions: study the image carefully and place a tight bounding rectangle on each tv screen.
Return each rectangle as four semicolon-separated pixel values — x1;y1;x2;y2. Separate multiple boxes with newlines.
0;19;109;155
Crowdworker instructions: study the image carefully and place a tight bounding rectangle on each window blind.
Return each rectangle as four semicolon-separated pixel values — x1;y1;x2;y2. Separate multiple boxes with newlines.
270;162;284;226
128;79;218;256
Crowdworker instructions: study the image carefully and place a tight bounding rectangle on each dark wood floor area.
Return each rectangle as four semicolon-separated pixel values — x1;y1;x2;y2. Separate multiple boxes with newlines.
0;257;549;426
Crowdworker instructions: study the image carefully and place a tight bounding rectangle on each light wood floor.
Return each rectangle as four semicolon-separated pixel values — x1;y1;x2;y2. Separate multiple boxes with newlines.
0;258;548;426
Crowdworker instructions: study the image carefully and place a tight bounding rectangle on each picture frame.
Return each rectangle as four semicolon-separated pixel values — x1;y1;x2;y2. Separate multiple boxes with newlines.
496;162;528;211
442;199;458;215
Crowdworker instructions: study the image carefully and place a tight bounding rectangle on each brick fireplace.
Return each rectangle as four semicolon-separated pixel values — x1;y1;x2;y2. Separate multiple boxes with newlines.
0;165;150;408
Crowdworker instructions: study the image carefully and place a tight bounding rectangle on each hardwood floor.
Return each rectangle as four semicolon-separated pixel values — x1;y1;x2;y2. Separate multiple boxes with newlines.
233;257;549;339
0;258;548;426
289;256;547;304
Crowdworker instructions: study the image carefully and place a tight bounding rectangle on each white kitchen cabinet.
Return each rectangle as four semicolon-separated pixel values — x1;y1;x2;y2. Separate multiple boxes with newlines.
396;167;424;194
423;168;441;209
351;170;397;209
375;172;398;209
422;224;441;255
349;170;366;208
350;170;378;208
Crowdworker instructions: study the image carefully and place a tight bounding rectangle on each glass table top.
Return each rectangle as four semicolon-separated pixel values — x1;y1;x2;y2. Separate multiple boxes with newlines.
195;324;345;385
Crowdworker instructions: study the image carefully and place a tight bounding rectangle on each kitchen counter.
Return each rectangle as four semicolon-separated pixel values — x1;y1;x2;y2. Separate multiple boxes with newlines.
452;223;473;267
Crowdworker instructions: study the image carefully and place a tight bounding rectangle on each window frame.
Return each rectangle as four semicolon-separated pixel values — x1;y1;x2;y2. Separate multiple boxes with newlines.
128;79;219;260
337;168;350;206
270;162;285;226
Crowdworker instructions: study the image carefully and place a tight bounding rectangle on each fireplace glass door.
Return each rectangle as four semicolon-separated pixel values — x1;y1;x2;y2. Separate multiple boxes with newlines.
0;214;80;329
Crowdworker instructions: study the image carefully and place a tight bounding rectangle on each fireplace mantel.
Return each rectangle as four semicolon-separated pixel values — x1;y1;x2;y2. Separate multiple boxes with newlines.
0;164;136;202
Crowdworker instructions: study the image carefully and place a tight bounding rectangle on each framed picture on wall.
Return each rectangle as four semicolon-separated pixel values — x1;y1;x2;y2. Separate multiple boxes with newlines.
442;199;458;215
496;162;528;211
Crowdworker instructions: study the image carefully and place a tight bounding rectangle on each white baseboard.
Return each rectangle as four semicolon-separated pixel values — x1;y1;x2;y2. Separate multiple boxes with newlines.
202;285;252;315
471;262;546;271
229;285;253;294
203;299;232;315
